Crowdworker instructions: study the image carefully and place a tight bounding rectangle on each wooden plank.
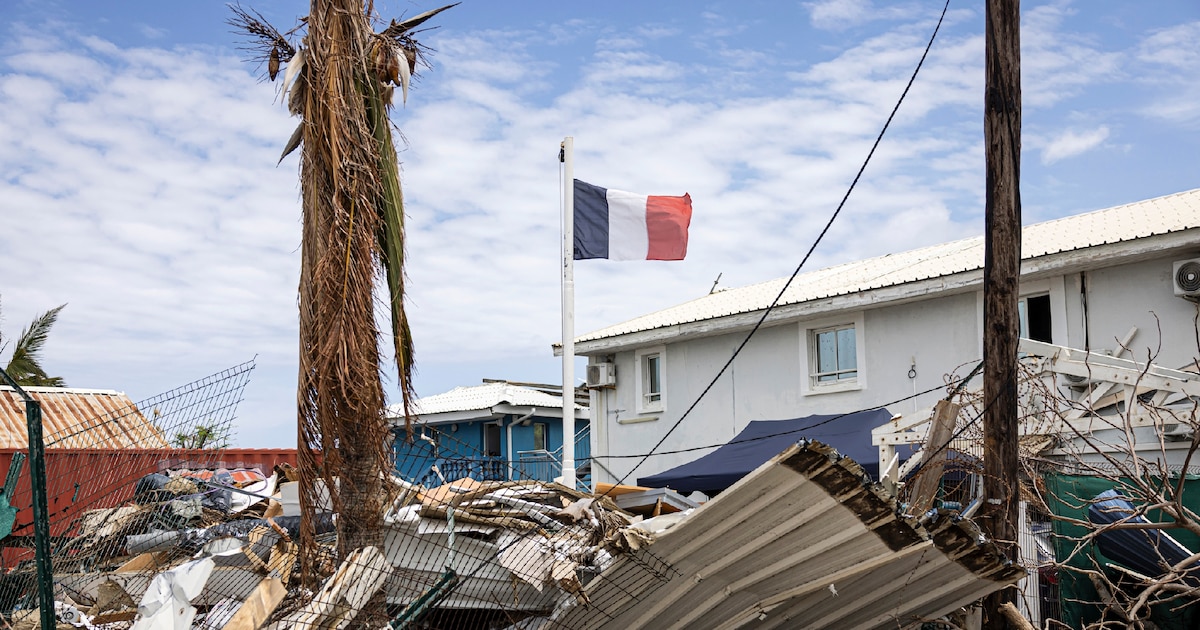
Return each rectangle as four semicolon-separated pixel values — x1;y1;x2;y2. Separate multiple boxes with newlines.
267;546;391;630
116;551;171;573
907;400;961;515
593;482;652;497
221;577;287;630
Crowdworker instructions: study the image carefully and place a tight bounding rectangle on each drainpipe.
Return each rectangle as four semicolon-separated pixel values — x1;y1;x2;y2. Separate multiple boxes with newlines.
507;408;536;480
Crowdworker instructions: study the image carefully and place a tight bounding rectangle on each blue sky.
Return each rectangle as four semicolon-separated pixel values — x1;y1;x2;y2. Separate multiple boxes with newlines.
1;0;1197;447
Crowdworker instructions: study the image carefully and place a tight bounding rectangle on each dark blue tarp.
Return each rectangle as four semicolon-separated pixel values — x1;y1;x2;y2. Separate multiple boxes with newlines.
1088;489;1200;585
637;408;892;495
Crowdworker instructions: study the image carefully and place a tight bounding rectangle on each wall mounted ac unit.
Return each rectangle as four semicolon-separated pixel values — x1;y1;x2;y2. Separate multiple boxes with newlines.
1174;259;1200;299
586;362;615;388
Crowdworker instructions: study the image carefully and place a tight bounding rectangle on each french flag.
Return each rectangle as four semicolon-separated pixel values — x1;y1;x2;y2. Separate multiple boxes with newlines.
573;179;693;261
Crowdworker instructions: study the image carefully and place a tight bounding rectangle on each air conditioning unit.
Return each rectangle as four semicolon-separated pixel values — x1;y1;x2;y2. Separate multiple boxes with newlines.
1174;259;1200;299
585;362;615;388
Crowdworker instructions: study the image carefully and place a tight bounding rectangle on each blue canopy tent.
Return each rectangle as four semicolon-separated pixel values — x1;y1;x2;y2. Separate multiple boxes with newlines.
637;408;893;496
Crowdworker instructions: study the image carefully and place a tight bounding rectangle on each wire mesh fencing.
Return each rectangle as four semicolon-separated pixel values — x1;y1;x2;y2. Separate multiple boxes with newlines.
0;373;675;629
0;360;260;626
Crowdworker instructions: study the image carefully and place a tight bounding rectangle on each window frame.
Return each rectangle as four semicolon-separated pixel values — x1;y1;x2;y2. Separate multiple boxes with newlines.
634;345;666;415
483;423;502;457
800;312;866;396
532;421;548;451
1018;292;1053;344
811;324;859;383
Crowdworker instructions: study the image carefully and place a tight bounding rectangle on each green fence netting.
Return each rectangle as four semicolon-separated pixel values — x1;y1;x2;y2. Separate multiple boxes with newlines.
1043;472;1200;629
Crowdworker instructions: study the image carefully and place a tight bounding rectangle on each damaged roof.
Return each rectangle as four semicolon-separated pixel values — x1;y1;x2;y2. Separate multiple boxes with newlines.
554;440;1024;630
392;381;585;418
575;187;1200;349
0;386;167;449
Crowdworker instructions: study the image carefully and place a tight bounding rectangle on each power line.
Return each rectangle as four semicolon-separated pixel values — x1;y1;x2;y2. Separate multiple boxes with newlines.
595;365;971;461
604;0;954;489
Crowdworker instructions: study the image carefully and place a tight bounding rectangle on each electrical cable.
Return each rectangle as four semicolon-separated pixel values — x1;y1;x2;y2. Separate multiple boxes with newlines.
594;364;972;461
422;0;960;614
603;0;954;489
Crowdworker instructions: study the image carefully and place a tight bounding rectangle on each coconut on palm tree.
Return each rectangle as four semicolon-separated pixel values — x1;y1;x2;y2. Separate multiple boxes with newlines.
0;298;67;387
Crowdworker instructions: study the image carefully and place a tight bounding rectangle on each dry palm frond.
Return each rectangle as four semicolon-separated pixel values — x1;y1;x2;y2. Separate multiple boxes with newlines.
380;3;460;39
228;4;299;79
234;1;452;623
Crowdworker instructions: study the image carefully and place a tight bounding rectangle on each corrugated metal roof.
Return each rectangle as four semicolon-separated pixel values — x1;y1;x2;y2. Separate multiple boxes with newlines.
0;386;168;449
578;187;1200;344
555;441;1023;630
393;382;582;417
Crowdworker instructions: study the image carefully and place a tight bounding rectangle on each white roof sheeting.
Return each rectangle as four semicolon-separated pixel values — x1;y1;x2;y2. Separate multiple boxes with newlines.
553;441;1024;630
577;188;1200;345
393;382;579;417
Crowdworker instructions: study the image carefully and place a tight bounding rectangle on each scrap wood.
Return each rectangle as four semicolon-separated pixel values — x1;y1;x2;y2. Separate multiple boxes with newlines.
265;546;391;630
593;482;652;498
116;551;173;574
77;505;143;538
220;577;287;630
418;504;539;530
421;477;483;506
998;602;1035;630
92;610;139;624
267;541;298;584
908;400;962;515
262;500;283;519
88;578;138;616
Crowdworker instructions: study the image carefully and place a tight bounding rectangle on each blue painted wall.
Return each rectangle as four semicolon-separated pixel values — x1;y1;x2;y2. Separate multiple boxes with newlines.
392;414;589;485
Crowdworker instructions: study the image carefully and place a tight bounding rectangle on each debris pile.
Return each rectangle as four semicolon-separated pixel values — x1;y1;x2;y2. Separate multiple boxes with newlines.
0;464;664;629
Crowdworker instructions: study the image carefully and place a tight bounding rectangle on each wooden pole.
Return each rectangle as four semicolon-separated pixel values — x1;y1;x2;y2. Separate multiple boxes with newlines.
981;0;1022;627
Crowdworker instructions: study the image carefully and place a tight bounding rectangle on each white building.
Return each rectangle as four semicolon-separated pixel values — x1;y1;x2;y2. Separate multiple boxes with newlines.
567;188;1200;486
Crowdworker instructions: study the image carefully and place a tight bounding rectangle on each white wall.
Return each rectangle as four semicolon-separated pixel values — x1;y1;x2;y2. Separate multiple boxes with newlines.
589;253;1200;485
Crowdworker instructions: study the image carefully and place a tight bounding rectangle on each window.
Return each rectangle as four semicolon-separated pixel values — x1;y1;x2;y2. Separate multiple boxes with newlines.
533;422;548;451
483;423;502;456
1019;294;1052;343
813;325;857;383
801;313;865;395
634;346;666;414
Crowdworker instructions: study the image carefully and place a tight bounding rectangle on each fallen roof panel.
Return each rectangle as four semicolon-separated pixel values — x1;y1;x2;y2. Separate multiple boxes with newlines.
554;440;1023;630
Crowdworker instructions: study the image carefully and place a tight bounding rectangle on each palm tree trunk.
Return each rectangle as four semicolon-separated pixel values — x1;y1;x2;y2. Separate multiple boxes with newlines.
295;0;393;623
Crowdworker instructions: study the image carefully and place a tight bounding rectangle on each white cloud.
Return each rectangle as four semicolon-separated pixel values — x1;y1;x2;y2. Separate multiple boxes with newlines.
1040;126;1110;164
1020;2;1122;108
1;3;1196;446
807;0;872;30
1134;21;1200;127
804;0;925;31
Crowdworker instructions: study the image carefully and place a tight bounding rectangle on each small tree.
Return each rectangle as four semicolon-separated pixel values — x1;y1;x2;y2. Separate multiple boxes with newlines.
172;424;230;449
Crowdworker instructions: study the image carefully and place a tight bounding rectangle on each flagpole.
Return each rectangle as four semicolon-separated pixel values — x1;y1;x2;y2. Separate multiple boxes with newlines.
560;136;577;489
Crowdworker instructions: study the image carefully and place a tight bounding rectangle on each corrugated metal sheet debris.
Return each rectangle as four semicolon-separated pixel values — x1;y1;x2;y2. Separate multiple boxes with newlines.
0;387;167;449
553;440;1024;630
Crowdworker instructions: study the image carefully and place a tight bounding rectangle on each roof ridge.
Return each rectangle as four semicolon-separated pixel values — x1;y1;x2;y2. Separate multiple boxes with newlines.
576;188;1200;345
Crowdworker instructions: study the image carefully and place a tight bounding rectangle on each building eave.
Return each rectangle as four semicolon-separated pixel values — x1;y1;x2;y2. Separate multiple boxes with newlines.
567;229;1200;357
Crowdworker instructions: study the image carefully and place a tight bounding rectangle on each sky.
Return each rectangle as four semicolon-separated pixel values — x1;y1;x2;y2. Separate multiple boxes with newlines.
1;0;1197;447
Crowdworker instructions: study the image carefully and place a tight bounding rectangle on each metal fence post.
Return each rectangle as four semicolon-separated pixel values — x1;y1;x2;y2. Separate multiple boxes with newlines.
0;369;55;629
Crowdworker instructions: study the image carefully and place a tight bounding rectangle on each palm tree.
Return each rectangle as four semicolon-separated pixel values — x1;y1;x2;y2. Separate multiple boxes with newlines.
0;298;67;387
232;2;453;618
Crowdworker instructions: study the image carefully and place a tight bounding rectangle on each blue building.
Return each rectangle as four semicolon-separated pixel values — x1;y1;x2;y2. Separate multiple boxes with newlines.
388;381;590;489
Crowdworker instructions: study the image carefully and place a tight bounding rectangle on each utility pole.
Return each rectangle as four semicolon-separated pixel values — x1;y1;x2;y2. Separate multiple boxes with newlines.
981;0;1022;628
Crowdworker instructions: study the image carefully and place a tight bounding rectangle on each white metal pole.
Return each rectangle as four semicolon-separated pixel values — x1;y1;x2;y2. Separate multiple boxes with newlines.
560;136;577;489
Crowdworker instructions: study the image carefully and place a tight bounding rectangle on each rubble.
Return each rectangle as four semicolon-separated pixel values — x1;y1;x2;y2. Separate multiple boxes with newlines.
1;439;1025;629
1;462;656;629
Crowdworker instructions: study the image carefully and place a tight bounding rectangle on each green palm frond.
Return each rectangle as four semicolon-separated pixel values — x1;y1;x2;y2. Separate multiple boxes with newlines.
365;76;416;431
5;304;67;387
